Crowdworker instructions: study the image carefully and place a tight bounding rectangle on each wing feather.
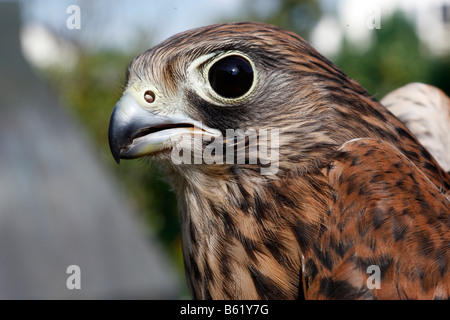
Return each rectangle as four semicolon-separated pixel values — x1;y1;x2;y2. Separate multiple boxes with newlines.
382;83;450;172
304;138;450;299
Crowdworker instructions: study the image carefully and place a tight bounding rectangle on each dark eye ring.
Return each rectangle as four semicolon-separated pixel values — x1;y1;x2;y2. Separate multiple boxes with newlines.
208;55;254;99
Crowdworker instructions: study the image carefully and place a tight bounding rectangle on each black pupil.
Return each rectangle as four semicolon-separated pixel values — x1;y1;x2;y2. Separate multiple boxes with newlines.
208;55;253;99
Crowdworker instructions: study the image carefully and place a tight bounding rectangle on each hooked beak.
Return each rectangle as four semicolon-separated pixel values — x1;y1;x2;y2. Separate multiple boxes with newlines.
108;87;221;164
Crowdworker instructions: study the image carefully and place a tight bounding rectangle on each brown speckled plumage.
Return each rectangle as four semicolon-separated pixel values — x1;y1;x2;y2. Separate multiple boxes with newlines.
109;22;450;299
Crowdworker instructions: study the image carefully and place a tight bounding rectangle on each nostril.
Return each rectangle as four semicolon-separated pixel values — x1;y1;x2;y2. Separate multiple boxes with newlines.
144;90;155;104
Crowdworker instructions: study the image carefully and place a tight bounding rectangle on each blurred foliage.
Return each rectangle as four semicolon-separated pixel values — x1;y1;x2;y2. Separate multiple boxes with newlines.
40;0;449;295
243;0;321;40
333;11;450;99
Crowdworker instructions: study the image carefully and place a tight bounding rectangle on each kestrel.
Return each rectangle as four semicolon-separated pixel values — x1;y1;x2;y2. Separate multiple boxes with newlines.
108;22;450;299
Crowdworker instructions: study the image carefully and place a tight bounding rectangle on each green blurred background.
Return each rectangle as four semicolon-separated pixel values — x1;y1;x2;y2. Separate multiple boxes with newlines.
19;0;450;296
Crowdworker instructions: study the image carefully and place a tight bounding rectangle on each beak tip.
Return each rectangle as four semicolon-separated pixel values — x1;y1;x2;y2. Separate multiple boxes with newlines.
113;155;121;165
108;104;125;165
109;135;122;165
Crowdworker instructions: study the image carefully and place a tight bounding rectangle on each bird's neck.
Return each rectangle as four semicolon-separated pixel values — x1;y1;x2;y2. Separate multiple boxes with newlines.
173;166;331;299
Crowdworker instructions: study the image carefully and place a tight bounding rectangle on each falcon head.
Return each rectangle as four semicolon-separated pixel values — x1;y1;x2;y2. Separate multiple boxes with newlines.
108;22;383;181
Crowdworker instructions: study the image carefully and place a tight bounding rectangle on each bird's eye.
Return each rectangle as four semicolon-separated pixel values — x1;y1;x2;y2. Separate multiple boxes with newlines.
208;55;253;99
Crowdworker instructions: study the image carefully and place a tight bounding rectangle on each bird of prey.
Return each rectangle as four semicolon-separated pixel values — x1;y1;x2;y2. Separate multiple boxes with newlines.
108;22;450;300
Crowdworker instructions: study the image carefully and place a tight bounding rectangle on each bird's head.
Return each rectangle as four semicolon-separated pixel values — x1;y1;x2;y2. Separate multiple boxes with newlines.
108;22;382;183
